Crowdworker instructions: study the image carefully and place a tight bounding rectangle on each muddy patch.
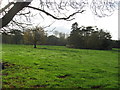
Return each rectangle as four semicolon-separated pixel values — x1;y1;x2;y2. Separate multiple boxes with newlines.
30;77;37;80
91;85;103;88
57;74;71;78
38;67;44;69
31;84;48;88
2;73;9;76
1;62;15;70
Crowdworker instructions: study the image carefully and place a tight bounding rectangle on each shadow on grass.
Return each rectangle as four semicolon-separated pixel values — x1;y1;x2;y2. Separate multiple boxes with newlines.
36;47;120;53
37;47;82;53
111;49;120;52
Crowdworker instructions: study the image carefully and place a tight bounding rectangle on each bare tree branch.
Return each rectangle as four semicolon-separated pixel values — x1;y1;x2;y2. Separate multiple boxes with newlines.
0;0;118;30
26;5;85;21
0;0;32;28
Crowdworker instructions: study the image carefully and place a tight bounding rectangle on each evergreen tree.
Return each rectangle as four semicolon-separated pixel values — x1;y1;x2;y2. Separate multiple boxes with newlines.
67;22;112;50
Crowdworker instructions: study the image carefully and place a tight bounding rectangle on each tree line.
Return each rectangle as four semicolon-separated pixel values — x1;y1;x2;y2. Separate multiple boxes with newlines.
68;22;112;50
1;23;120;49
1;27;67;48
67;22;120;50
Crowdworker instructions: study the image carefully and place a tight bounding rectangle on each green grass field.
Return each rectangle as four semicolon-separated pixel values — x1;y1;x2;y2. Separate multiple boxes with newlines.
2;44;119;88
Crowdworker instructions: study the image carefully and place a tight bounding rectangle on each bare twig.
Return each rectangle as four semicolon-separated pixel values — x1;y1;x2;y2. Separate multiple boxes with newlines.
43;21;56;29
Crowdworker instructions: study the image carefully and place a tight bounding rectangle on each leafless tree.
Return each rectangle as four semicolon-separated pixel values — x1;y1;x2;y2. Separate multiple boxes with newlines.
0;0;119;30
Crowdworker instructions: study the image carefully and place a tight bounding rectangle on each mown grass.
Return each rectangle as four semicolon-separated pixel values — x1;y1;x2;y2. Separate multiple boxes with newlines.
2;44;119;88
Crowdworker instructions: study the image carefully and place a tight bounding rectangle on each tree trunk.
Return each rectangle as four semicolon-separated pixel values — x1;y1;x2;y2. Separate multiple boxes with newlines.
34;44;37;48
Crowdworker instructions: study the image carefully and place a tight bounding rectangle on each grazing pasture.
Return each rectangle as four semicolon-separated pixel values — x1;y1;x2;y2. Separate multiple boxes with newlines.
2;44;119;88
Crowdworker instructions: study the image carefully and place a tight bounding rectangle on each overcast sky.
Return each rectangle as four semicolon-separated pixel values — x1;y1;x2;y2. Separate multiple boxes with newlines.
49;7;118;40
0;0;119;40
30;1;118;40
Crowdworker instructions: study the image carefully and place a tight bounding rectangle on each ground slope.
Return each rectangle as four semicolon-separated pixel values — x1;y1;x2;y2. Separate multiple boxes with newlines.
2;44;119;88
